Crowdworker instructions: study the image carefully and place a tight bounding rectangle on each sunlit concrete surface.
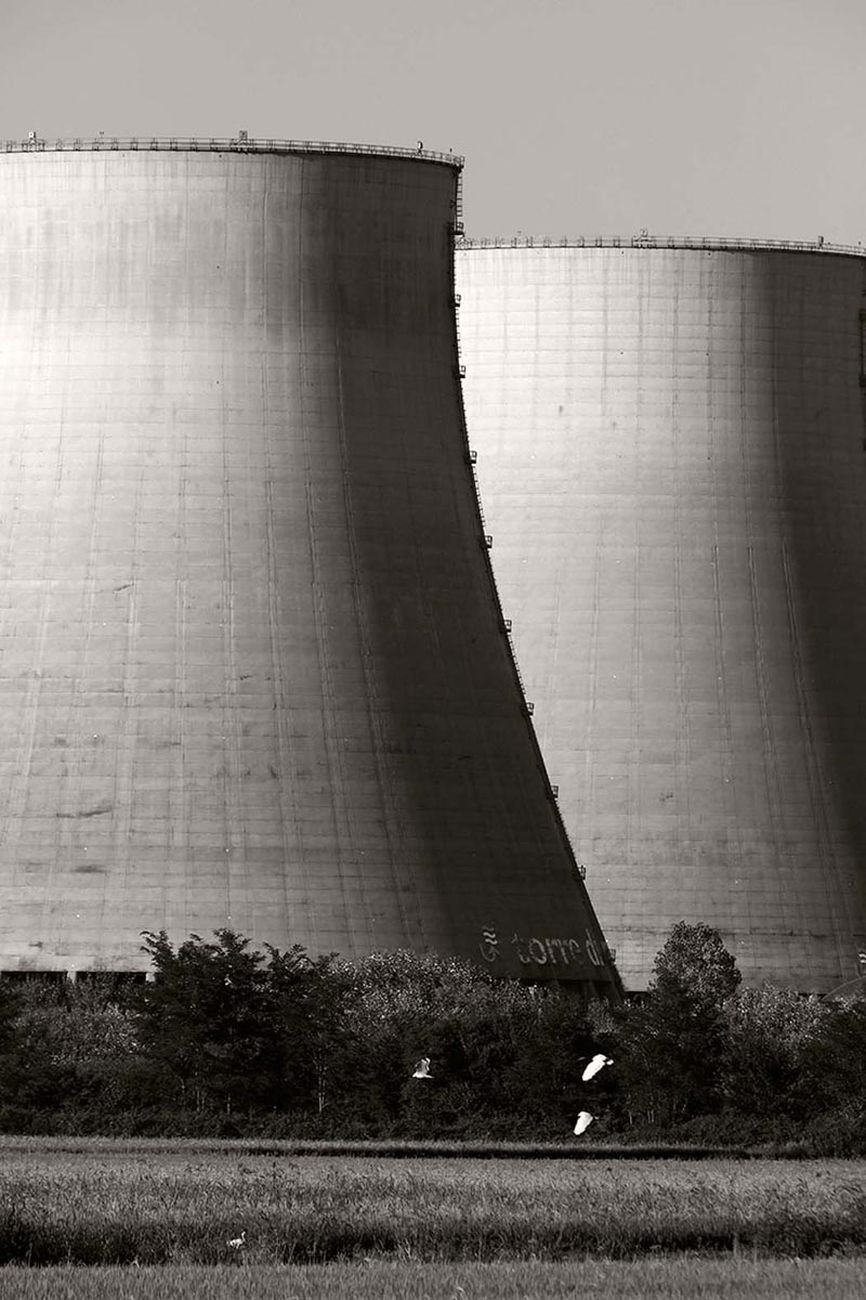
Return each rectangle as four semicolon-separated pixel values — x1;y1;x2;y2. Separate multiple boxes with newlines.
0;146;616;993
457;241;866;991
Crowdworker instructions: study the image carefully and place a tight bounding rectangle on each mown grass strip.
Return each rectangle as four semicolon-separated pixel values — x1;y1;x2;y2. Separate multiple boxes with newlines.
3;1259;866;1300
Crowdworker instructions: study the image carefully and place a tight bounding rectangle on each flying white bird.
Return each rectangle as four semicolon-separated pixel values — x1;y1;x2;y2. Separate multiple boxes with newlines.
573;1111;594;1136
226;1230;246;1249
412;1057;432;1079
581;1053;613;1082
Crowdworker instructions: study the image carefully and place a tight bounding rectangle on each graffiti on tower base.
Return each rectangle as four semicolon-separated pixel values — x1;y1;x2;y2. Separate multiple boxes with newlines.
479;926;604;968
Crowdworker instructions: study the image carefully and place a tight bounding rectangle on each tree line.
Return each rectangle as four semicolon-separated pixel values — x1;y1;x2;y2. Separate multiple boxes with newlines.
0;922;863;1152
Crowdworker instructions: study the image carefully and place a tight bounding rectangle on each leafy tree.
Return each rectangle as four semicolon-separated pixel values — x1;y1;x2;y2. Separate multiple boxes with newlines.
0;982;80;1110
134;929;278;1113
652;921;741;1010
615;922;742;1125
16;980;136;1067
340;949;601;1136
0;979;25;1101
722;985;827;1118
134;932;362;1120
266;947;356;1115
492;988;603;1131
798;995;866;1112
0;978;20;1050
340;950;476;1126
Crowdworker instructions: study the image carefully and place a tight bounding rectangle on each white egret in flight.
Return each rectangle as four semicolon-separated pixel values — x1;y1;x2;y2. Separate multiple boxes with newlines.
581;1053;613;1082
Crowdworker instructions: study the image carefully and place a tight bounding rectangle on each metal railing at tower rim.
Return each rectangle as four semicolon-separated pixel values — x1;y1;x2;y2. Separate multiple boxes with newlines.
457;233;866;258
2;136;464;167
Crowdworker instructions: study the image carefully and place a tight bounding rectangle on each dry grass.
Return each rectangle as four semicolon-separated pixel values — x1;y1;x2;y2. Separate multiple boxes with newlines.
0;1135;763;1158
3;1259;866;1299
0;1145;863;1263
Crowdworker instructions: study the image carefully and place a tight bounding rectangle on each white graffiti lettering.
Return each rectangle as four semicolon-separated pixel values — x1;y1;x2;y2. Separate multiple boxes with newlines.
483;928;607;970
510;931;531;964
528;937;548;964
479;927;500;962
585;930;603;967
545;937;569;964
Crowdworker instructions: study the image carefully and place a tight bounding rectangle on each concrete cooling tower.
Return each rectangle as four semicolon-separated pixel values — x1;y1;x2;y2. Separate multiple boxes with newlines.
0;141;618;995
457;238;866;992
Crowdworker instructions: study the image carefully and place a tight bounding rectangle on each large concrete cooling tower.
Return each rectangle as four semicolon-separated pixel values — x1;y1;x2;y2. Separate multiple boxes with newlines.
0;141;617;994
457;238;866;992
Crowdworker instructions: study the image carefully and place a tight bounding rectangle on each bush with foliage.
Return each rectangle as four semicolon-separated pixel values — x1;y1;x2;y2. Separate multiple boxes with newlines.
721;984;828;1118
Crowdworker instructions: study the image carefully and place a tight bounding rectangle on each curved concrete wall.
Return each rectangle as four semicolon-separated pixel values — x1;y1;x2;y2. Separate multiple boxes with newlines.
0;150;616;992
457;243;866;991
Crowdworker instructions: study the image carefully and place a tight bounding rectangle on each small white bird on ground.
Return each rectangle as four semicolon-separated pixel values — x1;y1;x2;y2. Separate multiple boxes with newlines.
573;1111;594;1136
412;1057;432;1079
226;1230;246;1249
581;1053;613;1082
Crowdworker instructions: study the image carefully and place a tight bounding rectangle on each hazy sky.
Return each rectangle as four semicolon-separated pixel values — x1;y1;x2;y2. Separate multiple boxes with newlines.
2;0;864;245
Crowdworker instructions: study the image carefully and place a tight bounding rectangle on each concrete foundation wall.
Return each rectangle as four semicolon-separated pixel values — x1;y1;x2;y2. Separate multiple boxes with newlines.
0;151;615;991
458;243;866;991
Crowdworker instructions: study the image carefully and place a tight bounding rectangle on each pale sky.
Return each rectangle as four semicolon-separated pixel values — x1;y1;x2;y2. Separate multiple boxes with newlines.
2;0;865;246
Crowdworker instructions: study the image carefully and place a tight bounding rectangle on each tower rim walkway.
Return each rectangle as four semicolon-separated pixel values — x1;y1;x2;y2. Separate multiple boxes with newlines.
1;136;463;168
457;233;866;260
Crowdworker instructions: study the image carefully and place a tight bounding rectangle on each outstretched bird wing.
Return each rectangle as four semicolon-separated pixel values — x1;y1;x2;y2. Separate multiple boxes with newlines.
581;1053;613;1082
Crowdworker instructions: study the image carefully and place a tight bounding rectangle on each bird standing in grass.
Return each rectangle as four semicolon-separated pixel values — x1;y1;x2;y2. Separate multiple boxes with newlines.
227;1230;246;1250
412;1057;432;1079
574;1111;594;1136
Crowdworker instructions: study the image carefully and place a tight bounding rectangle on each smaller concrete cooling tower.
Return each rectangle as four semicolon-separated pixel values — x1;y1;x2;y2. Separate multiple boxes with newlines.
0;140;617;995
457;237;866;992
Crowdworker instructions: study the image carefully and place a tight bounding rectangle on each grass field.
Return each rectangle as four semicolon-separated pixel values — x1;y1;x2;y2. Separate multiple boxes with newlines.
0;1140;863;1266
3;1259;866;1299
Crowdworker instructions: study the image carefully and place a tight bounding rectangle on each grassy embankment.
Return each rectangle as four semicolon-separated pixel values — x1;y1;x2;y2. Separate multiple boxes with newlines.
0;1141;864;1265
